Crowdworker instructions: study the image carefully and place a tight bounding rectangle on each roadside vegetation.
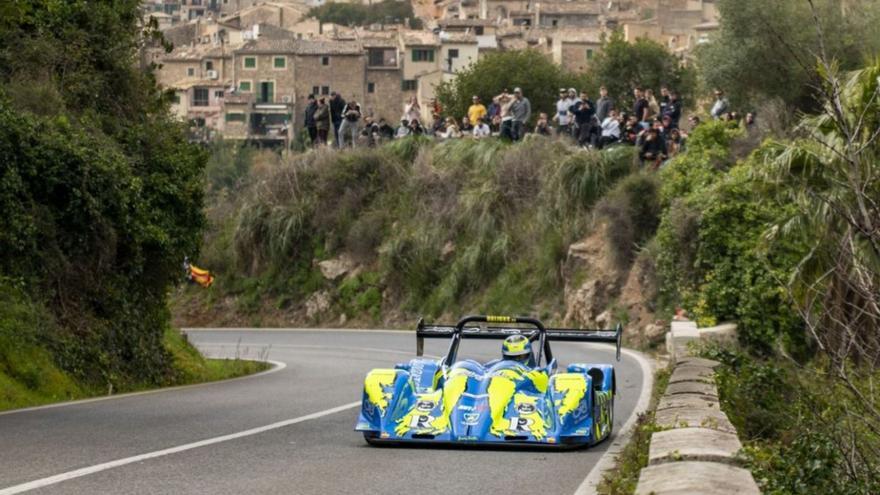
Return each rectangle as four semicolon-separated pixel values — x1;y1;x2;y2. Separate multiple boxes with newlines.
308;0;423;29
0;1;266;411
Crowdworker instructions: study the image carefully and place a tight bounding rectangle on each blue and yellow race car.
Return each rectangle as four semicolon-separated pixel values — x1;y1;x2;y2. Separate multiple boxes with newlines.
355;315;621;448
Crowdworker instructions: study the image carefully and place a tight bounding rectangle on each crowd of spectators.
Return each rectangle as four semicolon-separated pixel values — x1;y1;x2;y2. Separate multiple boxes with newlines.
301;85;754;169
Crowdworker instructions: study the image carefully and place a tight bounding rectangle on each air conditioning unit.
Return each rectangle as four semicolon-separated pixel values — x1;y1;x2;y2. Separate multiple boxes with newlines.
206;70;218;79
281;95;292;103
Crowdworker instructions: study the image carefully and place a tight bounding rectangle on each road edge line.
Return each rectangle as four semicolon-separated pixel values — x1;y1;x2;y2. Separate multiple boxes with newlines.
573;346;656;495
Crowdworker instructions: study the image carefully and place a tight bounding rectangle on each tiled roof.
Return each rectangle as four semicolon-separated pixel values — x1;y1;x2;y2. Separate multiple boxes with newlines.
550;29;603;43
402;30;440;46
439;31;477;43
538;3;602;15
235;38;363;55
170;77;232;90
438;18;497;27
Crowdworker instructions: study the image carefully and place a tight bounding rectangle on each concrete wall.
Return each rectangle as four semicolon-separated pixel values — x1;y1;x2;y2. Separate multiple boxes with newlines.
293;53;365;127
363;68;404;123
439;42;479;73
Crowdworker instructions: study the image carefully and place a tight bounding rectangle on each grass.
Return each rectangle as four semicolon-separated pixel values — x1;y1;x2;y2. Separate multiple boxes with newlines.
0;282;269;412
597;365;671;495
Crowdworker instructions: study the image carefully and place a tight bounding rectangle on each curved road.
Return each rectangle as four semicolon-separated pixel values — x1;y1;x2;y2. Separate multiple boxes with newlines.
0;329;651;495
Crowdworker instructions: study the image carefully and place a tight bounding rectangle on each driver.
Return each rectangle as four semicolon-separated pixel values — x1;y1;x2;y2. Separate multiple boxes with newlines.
502;335;533;364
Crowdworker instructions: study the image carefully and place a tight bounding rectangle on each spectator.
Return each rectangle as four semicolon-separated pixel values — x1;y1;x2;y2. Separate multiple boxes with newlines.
460;116;474;133
659;86;671;116
596;86;614;123
473;117;491;138
639;128;667;169
664;90;682;128
633;87;649;127
395;117;411;138
534;112;552;136
490;114;503;136
467;96;487;126
661;114;674;134
338;99;361;148
567;88;581;138
688;115;701;131
304;94;318;145
438;117;462;139
667;128;686;157
314;97;330;145
404;96;421;123
408;119;425;135
495;89;515;140
711;90;729;120
361;116;380;147
570;90;595;148
431;113;444;135
510;87;531;141
554;88;574;136
645;88;660;121
622;114;640;145
599;109;621;149
329;92;346;145
486;98;500;120
744;112;756;130
377;118;395;140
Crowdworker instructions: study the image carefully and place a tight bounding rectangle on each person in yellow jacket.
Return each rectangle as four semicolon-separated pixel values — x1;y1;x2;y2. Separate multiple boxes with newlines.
467;95;487;126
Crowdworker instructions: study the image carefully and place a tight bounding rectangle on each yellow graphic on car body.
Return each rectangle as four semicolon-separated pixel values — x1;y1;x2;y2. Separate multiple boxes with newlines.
553;373;587;418
364;369;397;414
394;368;471;436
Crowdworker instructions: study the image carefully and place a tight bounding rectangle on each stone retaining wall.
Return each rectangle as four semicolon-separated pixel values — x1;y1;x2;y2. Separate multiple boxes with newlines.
634;320;761;495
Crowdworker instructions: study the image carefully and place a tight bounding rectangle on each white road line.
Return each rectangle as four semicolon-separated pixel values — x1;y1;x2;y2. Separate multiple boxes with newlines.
573;345;656;495
0;401;361;495
196;343;442;359
184;327;410;334
0;360;286;417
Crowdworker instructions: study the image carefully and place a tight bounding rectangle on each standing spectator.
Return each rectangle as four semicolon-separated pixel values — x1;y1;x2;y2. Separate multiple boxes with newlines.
395;117;411;138
553;88;574;136
467;96;487;126
404;96;421;123
313;97;330;145
664;90;682;128
329;92;346;146
570;90;595;148
534;112;552;136
659;86;671;116
431;113;444;135
473;117;491;138
567;88;581;138
338;99;361;148
510;87;531;141
596;86;614;123
495;89;515;140
710;90;729;120
622;114;640;145
304;94;318;145
460;116;474;133
633;87;649;127
599;109;621;149
645;88;660;121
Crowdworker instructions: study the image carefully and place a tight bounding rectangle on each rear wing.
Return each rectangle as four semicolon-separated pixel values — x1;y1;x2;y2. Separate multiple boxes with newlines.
416;315;623;362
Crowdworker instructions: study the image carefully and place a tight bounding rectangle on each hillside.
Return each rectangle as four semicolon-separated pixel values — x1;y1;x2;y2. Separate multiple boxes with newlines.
172;137;664;345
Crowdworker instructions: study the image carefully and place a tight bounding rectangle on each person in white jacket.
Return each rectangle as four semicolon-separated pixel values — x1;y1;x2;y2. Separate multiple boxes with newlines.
599;109;621;149
553;89;574;136
473;117;491;138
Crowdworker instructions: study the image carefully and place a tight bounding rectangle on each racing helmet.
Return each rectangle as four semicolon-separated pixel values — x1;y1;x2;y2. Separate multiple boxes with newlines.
502;335;532;362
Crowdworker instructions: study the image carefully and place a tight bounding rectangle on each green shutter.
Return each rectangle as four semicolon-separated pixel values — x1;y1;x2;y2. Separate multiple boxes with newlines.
428;50;434;62
239;81;251;92
274;57;285;68
244;57;256;68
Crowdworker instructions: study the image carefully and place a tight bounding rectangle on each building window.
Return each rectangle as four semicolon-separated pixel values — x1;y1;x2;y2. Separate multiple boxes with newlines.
367;82;375;93
187;67;195;77
312;86;319;96
225;112;246;122
257;81;274;104
321;56;330;66
412;49;434;63
402;79;417;91
243;56;256;69
214;90;225;98
475;26;484;35
193;87;209;106
172;94;181;104
551;19;558;27
586;49;594;60
448;49;459;59
368;48;397;67
239;80;252;92
321;86;330;95
273;56;286;69
205;60;214;71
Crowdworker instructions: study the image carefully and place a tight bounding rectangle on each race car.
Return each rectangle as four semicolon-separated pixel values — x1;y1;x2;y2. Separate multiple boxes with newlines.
355;315;622;448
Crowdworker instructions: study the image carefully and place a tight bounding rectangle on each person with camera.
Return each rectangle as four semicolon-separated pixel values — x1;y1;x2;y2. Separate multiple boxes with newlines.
569;90;596;148
338;98;362;148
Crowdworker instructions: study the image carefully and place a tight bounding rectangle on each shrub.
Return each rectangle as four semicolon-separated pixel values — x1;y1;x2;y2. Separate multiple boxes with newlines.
596;173;661;267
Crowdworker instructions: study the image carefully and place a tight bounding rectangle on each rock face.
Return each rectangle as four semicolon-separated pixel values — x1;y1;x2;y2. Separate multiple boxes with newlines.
304;291;331;319
317;255;356;280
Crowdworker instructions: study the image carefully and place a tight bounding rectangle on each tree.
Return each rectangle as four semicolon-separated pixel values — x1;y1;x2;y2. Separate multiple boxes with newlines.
589;30;696;113
308;0;422;29
435;50;581;125
696;0;880;112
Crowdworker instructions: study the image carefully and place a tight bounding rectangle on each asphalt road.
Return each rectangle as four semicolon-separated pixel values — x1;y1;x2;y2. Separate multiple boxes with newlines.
0;329;651;495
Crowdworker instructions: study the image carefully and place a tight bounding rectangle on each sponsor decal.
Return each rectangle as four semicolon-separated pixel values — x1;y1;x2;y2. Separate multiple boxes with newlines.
409;415;434;429
380;432;390;438
516;403;536;414
458;436;479;441
463;412;480;425
508;417;535;432
416;400;435;412
457;404;474;411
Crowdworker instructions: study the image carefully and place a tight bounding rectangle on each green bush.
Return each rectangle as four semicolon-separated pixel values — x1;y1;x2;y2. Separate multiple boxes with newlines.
596;173;661;267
